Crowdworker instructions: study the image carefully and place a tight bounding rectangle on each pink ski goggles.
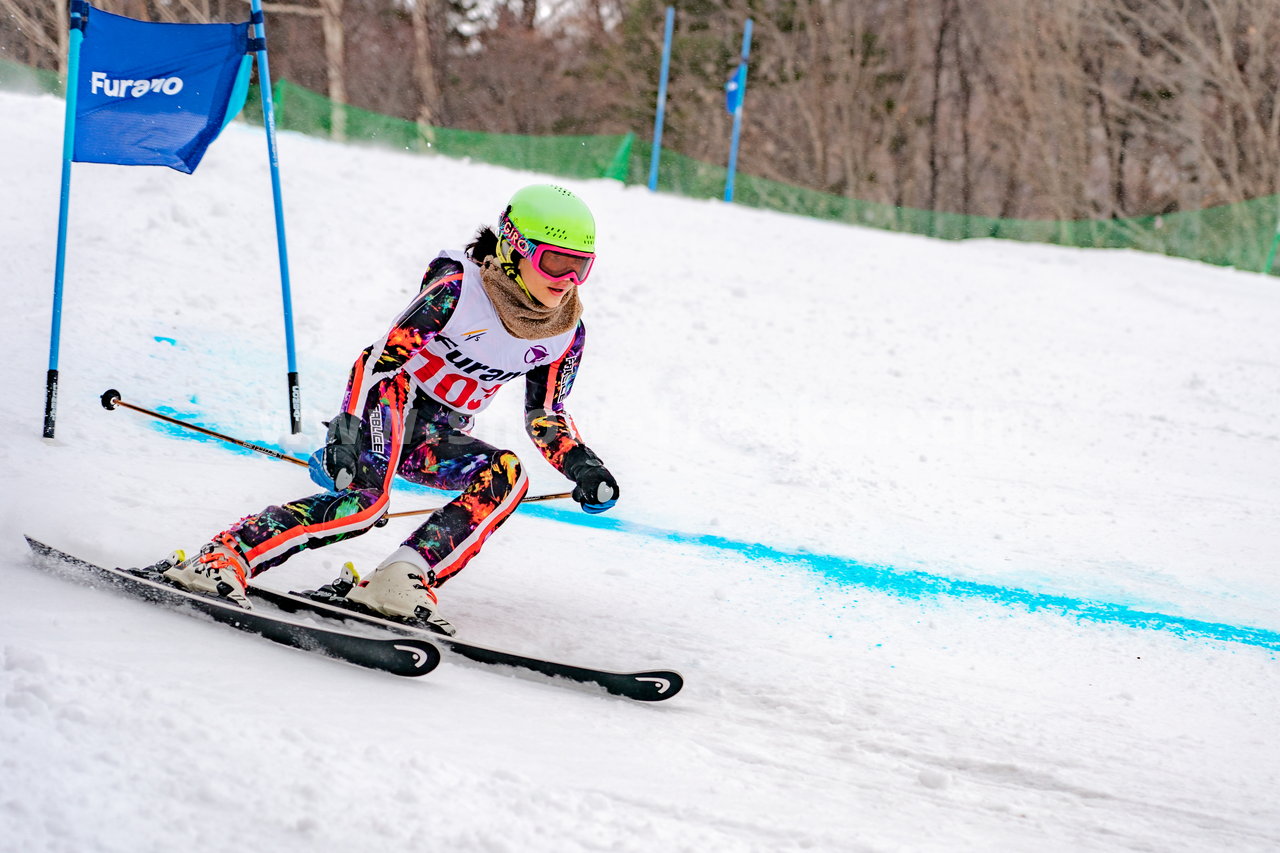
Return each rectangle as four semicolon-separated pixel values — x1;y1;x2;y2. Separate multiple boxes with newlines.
500;214;596;285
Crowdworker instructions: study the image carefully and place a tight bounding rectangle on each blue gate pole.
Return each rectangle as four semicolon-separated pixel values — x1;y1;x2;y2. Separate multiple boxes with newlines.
723;18;753;204
647;6;675;192
249;0;302;433
44;1;88;439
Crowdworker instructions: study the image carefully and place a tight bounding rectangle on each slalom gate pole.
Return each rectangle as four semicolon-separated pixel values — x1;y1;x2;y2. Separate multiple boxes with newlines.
647;6;675;192
248;0;302;434
100;389;571;520
723;17;753;204
44;1;89;439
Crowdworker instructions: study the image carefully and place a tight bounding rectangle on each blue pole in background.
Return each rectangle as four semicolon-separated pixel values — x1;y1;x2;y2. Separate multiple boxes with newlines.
723;18;752;204
249;0;302;434
647;6;675;192
44;0;88;439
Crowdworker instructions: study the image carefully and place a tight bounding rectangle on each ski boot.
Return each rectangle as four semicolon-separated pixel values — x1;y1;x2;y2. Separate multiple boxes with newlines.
306;548;455;636
157;532;251;609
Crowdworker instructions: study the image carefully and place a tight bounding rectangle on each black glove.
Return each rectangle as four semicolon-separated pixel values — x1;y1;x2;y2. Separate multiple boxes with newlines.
563;445;619;514
323;413;366;491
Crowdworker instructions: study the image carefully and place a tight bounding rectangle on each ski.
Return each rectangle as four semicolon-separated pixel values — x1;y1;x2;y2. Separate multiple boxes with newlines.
250;584;684;702
24;537;440;678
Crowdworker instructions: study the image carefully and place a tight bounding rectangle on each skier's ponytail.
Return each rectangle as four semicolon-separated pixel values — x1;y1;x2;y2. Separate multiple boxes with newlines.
466;225;499;263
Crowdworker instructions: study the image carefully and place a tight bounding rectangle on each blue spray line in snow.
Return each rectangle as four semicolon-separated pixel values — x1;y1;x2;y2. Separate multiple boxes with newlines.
142;415;1280;653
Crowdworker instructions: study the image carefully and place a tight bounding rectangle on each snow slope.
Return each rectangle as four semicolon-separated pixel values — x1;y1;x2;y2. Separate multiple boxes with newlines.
2;89;1278;852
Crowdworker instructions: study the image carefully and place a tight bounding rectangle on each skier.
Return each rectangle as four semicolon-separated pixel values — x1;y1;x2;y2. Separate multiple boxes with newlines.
158;184;619;634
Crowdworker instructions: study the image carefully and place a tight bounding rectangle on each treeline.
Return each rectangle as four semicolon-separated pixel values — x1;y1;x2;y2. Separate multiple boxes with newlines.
5;0;1280;219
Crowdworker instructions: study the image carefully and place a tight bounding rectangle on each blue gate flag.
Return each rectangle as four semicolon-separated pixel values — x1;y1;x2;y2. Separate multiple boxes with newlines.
725;64;746;114
723;18;752;204
74;5;251;174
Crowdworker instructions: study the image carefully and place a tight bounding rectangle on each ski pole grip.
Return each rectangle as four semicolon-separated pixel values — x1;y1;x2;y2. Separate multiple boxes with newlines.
101;389;121;411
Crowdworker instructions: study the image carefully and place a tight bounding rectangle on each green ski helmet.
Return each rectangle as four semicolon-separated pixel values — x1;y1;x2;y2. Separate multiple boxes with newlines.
496;184;596;294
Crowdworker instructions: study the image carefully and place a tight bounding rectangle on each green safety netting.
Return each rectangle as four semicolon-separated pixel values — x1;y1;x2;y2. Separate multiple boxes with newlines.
5;56;1276;275
626;137;1280;274
265;80;635;182
0;57;62;95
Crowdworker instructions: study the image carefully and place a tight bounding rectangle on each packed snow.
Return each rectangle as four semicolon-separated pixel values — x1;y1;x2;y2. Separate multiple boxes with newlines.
2;88;1278;852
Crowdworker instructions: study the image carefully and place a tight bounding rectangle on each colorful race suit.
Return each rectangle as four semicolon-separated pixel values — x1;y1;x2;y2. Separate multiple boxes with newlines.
223;251;591;586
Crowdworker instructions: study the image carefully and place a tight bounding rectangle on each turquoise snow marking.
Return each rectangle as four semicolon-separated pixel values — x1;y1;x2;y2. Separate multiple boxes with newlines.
148;418;1280;653
520;504;1280;652
144;407;265;458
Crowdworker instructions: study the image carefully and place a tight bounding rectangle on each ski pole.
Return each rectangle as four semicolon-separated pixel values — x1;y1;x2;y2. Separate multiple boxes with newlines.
101;388;307;467
384;491;571;520
101;389;573;516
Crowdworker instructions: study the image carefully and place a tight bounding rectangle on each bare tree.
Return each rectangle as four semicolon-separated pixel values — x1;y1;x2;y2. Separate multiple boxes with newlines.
409;0;441;125
10;0;1280;226
315;0;345;139
0;0;66;70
